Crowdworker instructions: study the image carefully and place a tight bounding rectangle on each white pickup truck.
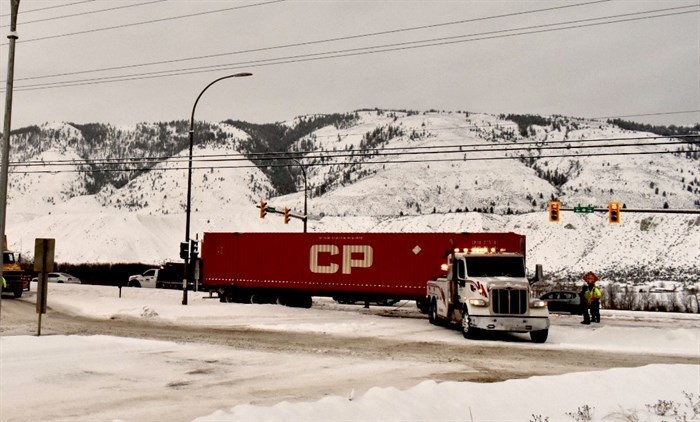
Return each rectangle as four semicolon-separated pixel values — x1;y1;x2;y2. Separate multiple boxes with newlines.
127;269;159;288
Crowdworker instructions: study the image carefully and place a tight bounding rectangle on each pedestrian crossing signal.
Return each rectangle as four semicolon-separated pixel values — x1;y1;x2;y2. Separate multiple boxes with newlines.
549;201;560;222
608;202;621;224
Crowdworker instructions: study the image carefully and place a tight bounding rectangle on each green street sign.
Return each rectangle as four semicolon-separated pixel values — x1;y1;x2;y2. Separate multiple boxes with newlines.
573;206;595;213
267;206;277;213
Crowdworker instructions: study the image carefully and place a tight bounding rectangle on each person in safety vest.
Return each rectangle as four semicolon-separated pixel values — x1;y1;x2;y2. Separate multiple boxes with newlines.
584;280;603;323
580;283;591;324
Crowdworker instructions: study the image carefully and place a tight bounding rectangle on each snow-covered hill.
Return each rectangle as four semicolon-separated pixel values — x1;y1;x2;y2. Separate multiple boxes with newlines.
3;110;698;282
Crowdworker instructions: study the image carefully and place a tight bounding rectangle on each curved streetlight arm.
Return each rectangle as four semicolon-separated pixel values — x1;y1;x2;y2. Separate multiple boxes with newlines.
186;72;252;239
183;72;252;305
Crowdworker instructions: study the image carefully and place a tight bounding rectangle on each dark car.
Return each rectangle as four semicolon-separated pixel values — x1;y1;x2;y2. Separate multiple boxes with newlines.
540;290;582;314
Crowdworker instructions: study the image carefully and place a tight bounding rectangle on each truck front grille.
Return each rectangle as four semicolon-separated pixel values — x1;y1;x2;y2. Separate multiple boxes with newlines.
491;288;527;315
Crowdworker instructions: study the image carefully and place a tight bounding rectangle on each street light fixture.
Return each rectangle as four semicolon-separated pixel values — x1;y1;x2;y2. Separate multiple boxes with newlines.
289;158;308;233
183;72;252;305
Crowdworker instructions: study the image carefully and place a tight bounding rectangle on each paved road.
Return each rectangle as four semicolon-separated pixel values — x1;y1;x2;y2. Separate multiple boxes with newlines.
2;298;696;384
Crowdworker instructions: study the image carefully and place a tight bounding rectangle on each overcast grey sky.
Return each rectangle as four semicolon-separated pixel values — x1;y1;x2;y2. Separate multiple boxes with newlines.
1;0;699;129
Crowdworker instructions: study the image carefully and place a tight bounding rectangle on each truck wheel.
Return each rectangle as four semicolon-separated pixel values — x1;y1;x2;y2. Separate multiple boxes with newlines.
530;329;548;343
428;300;438;325
13;289;23;298
461;308;478;339
416;299;429;314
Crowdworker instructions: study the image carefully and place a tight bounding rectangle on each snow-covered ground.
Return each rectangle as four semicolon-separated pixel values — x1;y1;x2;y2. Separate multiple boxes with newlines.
1;283;699;421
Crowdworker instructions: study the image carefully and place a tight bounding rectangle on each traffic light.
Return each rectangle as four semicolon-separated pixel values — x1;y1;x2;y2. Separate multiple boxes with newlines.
283;207;290;224
608;201;621;224
179;241;189;259
190;239;199;257
548;201;560;222
259;199;267;219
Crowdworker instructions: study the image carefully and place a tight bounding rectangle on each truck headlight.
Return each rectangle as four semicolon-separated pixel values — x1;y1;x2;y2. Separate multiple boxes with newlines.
468;298;488;307
530;299;547;308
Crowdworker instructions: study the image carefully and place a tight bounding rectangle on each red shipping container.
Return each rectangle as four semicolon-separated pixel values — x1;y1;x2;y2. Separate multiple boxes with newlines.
201;232;525;300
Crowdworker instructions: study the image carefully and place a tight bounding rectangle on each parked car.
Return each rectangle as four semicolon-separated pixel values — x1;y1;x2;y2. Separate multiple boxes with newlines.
32;272;81;284
540;290;581;314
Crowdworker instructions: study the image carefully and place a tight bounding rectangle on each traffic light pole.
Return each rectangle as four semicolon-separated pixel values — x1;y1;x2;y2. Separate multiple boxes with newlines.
288;158;307;233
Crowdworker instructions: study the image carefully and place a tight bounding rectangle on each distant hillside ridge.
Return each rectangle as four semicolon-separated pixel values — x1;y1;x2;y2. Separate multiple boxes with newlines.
4;109;699;216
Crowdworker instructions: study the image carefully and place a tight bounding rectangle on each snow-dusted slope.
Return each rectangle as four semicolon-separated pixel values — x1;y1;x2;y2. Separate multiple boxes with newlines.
93;144;275;215
3;110;698;281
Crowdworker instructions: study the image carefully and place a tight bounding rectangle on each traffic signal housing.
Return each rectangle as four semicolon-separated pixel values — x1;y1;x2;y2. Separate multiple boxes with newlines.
259;200;267;219
283;207;290;224
190;239;199;257
608;201;621;224
179;241;189;259
548;201;560;222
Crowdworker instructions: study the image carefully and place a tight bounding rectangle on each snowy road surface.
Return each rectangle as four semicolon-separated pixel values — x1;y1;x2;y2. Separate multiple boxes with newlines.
1;283;698;421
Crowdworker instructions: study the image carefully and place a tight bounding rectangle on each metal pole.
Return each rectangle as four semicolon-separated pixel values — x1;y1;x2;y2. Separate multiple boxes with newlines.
0;0;20;303
183;72;252;305
290;158;308;233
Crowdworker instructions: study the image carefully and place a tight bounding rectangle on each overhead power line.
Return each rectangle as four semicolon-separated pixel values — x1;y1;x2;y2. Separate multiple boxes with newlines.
0;0;286;46
4;5;698;92
0;0;95;18
2;0;610;82
8;135;698;172
236;111;700;141
12;133;697;167
8;148;697;175
0;1;166;28
590;110;700;120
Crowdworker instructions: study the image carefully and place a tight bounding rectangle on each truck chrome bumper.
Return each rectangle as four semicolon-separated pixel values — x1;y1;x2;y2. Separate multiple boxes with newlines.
469;315;550;332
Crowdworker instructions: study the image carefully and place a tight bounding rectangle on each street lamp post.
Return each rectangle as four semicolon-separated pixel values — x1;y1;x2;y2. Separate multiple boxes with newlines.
183;72;252;305
289;158;308;233
0;0;20;302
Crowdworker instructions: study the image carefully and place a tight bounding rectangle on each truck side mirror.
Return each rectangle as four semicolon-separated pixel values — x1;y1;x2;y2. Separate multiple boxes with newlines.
528;264;543;285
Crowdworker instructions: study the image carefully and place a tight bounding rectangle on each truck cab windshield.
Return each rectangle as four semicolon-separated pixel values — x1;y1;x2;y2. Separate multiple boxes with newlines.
465;256;525;278
3;252;15;264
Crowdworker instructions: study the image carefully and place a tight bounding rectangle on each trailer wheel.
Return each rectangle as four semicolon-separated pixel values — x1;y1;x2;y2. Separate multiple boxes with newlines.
286;295;312;309
461;307;478;339
530;329;548;343
13;289;23;298
250;293;269;304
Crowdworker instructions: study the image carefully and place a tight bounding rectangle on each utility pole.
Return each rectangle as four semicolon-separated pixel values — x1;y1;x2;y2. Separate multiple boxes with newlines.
0;0;21;300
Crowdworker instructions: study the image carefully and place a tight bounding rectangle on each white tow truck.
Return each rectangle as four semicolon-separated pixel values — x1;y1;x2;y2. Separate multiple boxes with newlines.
426;246;550;343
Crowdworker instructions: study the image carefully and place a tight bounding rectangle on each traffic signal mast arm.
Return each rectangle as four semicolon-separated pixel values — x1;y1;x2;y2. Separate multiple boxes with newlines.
256;203;307;220
561;206;700;214
550;202;700;225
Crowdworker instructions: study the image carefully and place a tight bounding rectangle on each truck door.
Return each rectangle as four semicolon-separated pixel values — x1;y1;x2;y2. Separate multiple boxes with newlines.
449;258;465;304
143;269;156;288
